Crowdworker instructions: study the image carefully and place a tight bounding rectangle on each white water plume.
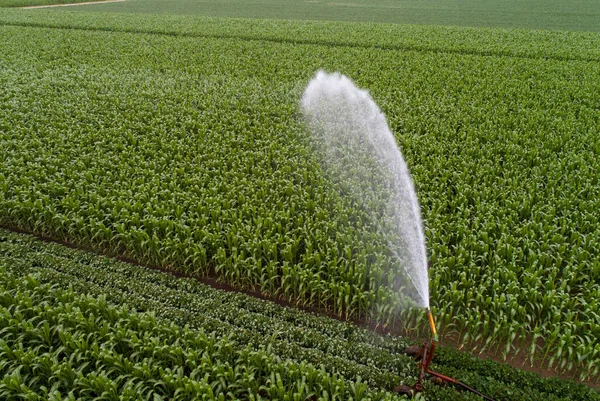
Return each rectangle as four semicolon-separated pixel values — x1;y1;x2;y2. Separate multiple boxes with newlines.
301;70;429;308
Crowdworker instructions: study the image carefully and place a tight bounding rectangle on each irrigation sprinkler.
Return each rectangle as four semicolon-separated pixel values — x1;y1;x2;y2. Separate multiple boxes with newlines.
300;72;495;399
395;309;498;401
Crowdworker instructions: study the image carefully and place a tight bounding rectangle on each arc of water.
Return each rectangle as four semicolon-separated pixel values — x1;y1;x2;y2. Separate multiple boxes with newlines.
301;70;429;308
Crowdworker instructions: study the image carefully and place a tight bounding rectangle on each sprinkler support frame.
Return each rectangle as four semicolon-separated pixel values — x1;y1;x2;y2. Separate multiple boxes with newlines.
397;308;498;401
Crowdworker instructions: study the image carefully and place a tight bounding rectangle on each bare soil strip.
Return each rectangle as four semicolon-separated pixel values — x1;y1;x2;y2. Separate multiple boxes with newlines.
22;0;125;9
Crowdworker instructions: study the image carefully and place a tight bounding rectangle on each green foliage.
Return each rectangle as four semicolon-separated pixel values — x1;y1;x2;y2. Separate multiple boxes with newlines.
0;267;402;400
1;229;598;400
1;9;599;62
0;9;599;382
9;0;600;32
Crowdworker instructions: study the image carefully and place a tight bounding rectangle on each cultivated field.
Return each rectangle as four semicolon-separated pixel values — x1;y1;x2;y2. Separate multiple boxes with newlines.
2;229;598;400
35;0;600;32
0;2;599;399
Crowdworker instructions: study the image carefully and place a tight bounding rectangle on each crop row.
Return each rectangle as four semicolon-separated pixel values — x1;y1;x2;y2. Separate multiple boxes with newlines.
0;270;412;400
1;9;600;62
2;228;598;401
1;12;600;380
0;231;416;392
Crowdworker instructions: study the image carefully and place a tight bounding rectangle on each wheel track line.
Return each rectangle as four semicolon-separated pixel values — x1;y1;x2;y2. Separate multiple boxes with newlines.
0;19;598;64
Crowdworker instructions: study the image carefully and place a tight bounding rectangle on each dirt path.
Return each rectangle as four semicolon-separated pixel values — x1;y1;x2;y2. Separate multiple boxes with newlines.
22;0;125;9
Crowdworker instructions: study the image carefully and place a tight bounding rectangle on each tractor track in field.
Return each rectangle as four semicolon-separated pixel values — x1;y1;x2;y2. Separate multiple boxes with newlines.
1;19;599;64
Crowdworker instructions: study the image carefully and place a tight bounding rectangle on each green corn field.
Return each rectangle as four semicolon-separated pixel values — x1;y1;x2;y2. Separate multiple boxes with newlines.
0;1;599;398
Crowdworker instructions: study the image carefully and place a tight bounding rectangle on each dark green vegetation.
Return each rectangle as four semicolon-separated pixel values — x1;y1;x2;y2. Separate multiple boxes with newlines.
41;0;600;32
0;0;106;8
1;9;600;384
1;228;598;400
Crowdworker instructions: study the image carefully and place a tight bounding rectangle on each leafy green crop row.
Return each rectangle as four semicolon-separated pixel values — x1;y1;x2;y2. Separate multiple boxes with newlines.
0;272;402;400
1;10;599;380
2;228;598;400
0;231;416;392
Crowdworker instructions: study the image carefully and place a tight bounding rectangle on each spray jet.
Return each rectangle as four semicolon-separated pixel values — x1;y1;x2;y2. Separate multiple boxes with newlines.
395;309;498;401
300;71;495;399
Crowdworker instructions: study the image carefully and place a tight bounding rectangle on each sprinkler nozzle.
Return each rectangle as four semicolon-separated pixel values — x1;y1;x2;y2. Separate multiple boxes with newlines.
427;308;438;343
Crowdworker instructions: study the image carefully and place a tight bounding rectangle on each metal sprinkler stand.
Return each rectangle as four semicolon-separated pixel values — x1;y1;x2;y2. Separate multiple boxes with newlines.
395;309;497;401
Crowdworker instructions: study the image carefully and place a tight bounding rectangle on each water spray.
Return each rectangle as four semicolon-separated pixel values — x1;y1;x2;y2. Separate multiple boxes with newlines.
301;70;430;308
301;71;496;400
